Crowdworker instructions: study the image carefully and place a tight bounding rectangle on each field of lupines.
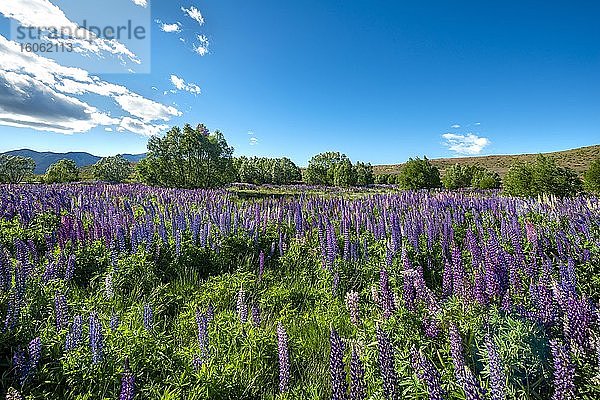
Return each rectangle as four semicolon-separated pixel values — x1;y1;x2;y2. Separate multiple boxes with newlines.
1;184;600;399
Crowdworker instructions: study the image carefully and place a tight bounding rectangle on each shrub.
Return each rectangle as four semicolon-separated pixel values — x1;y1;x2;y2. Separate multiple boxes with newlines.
0;155;35;183
45;159;79;183
471;168;501;189
397;157;441;189
93;155;133;183
503;155;582;197
442;164;474;189
584;157;600;193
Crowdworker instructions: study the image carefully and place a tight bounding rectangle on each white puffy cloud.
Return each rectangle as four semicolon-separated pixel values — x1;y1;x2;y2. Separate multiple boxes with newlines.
170;75;201;95
118;117;168;136
131;0;147;7
193;35;210;56
451;124;461;129
115;94;182;122
442;133;490;155
0;0;140;64
0;34;180;134
160;22;181;33
181;6;205;26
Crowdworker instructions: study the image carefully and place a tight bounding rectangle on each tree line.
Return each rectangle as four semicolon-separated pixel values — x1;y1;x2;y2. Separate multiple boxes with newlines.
2;123;600;196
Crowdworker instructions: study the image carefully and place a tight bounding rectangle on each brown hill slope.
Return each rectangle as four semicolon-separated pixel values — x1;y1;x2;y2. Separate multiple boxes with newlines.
373;144;600;177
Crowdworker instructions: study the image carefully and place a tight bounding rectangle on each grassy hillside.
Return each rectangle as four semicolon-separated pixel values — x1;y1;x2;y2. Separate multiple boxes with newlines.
373;144;600;177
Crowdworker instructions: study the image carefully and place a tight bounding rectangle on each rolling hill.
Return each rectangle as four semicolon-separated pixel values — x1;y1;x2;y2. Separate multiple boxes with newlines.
373;145;600;177
1;149;146;174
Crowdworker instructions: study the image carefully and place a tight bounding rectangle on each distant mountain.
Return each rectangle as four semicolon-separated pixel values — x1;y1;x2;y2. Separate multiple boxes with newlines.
1;149;146;174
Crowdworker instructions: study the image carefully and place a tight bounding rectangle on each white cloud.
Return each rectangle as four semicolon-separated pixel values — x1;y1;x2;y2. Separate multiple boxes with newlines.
193;35;210;56
115;94;181;122
161;22;181;33
0;34;180;134
170;75;201;95
118;117;168;136
131;0;147;7
181;6;205;26
474;122;481;126
442;133;490;155
0;0;140;64
451;124;461;129
104;127;113;132
249;137;258;146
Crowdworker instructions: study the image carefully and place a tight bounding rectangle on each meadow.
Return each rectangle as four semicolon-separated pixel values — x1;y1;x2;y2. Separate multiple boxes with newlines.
1;184;599;399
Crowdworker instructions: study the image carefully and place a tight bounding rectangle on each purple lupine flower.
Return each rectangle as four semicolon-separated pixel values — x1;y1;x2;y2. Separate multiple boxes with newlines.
277;322;291;393
345;291;360;326
350;347;366;400
28;337;42;372
376;326;398;400
12;347;28;385
65;315;82;352
12;337;42;385
110;313;120;332
64;254;76;281
175;229;181;257
258;250;265;280
196;308;209;360
401;249;416;312
105;273;114;299
206;303;215;323
332;271;340;294
410;346;445;400
143;304;153;331
461;367;486;400
379;268;396;319
485;334;506;400
119;358;135;400
449;323;484;400
442;259;453;299
0;247;11;292
451;243;470;301
237;288;248;323
4;290;20;331
330;328;348;400
423;313;441;339
550;339;576;400
562;293;595;355
89;312;104;364
54;291;68;331
251;304;261;327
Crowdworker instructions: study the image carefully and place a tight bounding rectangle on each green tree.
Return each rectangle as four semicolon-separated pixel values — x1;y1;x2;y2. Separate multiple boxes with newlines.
374;174;388;184
137;124;235;188
397;157;441;189
45;159;79;183
92;155;133;183
305;152;351;185
503;155;582;197
442;164;474;189
333;158;356;187
271;158;302;185
0;155;35;183
471;168;501;189
584;157;600;193
353;162;374;186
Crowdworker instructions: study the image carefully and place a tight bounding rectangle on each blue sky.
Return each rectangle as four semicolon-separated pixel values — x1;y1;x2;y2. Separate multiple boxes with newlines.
0;1;598;166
